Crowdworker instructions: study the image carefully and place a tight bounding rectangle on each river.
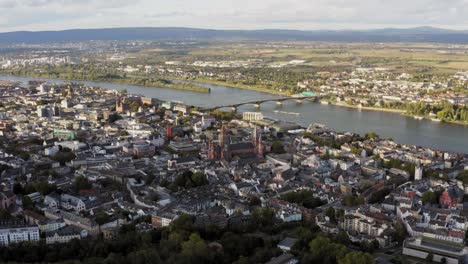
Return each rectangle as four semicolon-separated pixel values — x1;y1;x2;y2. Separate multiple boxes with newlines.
1;75;467;154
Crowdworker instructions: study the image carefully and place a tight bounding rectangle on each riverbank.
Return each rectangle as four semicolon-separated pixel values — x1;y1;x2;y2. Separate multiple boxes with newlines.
1;73;467;153
400;113;468;126
332;101;468;126
329;102;468;126
3;72;467;128
169;76;288;96
178;78;468;127
331;101;406;114
0;72;211;93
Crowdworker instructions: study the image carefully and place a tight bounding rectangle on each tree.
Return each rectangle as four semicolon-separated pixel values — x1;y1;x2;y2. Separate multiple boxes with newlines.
145;173;155;186
13;182;23;195
192;172;208;187
426;252;433;263
51;151;76;165
342;195;365;207
119;130;129;137
34;180;57;195
368;188;391;204
173;171;208;190
422;191;438;204
150;193;159;202
280;190;325;209
103;253;125;264
359;240;377;253
365;132;379;140
24;184;37;195
394;222;407;244
249;196;261;206
251;208;275;230
325;207;336;223
130;101;140;112
74;176;92;191
271;141;286;154
22;196;34;209
0;209;11;219
170;214;194;232
127;248;161;264
336;231;351;246
108;113;122;123
336;209;345;221
181;233;207;257
309;236;348;264
95;212;111;226
338;251;374;264
120;89;128;94
160;178;169;187
456;170;468;185
390;256;404;264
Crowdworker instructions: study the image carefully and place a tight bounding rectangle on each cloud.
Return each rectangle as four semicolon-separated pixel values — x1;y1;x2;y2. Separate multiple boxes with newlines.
144;11;192;19
0;0;467;32
0;0;17;8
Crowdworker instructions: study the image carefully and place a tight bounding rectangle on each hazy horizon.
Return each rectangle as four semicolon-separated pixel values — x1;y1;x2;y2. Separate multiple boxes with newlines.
1;25;467;34
1;0;467;33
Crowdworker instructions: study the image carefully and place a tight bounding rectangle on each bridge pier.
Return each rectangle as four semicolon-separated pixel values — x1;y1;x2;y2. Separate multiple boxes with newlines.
296;99;303;104
254;103;261;109
276;101;283;106
231;106;237;112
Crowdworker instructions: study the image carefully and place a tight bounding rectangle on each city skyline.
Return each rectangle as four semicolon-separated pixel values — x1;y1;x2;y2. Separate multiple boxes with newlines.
1;0;467;32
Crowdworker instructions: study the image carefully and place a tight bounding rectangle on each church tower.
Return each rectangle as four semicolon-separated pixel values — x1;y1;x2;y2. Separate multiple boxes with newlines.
166;125;173;140
208;141;215;160
256;129;263;156
116;96;123;113
252;127;258;146
415;163;423;181
219;124;228;147
67;85;74;98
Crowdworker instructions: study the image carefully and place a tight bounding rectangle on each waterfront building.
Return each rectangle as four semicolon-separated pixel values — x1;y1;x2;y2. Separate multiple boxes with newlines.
243;112;264;121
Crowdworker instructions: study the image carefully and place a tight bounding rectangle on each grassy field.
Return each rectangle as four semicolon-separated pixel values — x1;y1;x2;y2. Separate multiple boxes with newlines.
127;42;468;75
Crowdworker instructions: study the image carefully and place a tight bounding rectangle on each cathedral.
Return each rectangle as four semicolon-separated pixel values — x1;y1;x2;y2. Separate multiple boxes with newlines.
208;124;263;161
115;96;129;113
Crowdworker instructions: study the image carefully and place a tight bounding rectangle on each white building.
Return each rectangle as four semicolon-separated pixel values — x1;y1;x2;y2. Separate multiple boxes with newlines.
201;115;216;129
44;194;86;212
415;165;423;181
0;226;40;246
46;225;87;244
55;141;87;152
39;219;66;233
61;99;71;108
278;210;302;222
44;146;60;156
243;112;264;121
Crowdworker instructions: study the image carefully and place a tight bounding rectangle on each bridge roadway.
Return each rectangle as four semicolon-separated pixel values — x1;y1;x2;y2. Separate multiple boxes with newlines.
199;96;317;112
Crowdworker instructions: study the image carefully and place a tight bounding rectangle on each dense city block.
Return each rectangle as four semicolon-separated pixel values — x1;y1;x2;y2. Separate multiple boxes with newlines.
0;80;467;263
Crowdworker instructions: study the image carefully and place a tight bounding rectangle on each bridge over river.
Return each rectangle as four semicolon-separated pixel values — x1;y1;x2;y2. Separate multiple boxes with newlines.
1;75;466;153
200;92;319;112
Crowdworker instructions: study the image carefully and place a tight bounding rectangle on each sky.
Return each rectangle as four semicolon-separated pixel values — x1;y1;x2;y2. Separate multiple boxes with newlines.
0;0;467;32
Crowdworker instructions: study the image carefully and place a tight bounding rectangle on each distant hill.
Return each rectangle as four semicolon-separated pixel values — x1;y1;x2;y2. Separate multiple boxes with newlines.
1;27;468;44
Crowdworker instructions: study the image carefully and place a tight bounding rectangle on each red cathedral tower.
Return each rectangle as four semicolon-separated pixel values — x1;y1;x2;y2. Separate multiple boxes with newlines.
116;96;126;113
253;127;264;156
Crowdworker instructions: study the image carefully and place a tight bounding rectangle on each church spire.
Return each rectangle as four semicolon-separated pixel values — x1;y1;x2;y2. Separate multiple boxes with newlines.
219;123;227;147
257;133;263;156
253;126;258;146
